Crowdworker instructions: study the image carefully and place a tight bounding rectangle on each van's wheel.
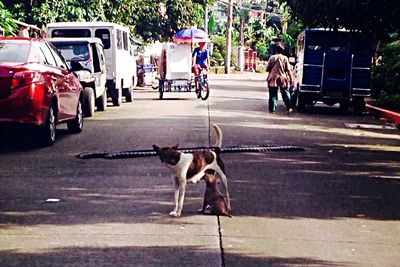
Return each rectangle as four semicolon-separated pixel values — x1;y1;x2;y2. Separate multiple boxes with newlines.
297;92;307;111
67;98;83;133
83;87;95;117
38;103;57;146
353;97;366;115
96;88;107;111
125;86;134;102
112;88;122;106
340;100;350;113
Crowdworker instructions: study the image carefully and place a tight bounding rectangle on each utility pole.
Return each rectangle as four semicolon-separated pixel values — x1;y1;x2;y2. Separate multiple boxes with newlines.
225;0;233;74
204;5;208;35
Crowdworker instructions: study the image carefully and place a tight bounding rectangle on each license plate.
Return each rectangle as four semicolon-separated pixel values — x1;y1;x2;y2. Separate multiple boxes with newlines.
173;80;187;86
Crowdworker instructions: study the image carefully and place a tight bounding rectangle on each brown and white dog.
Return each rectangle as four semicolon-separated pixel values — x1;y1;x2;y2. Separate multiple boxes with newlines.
153;124;230;217
201;170;232;217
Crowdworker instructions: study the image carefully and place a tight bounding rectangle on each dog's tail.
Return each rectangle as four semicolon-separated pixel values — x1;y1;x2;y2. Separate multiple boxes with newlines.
213;124;223;148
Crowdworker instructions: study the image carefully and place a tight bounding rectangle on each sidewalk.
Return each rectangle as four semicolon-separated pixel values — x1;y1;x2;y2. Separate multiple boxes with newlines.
209;72;266;81
366;102;400;128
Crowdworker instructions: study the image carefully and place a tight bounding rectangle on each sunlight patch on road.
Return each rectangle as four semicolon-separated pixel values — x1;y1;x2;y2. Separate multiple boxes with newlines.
226;121;400;141
0;211;56;217
220;216;400;265
0;216;220;254
323;143;400;152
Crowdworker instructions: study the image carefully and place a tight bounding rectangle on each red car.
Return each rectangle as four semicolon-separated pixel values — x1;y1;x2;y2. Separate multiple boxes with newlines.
0;37;84;146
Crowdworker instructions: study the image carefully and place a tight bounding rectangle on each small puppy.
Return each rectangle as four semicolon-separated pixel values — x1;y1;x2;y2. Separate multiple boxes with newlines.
153;124;230;217
201;170;232;217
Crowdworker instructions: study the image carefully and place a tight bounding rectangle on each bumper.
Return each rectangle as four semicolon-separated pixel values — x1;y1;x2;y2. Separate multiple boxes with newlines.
0;90;47;126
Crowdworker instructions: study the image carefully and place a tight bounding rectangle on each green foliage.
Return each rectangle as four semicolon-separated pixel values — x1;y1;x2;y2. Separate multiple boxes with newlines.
4;0;212;44
210;35;225;66
372;37;400;110
0;1;17;35
256;64;266;73
255;39;269;61
286;0;400;37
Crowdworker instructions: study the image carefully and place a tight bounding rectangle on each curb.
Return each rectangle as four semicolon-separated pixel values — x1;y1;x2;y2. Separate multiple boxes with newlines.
366;103;400;128
209;72;266;81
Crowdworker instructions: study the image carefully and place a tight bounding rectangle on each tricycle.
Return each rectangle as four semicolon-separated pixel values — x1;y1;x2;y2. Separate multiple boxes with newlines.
154;28;210;100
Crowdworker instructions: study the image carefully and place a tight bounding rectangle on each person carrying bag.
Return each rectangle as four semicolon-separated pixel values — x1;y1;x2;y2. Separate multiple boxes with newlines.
266;42;293;114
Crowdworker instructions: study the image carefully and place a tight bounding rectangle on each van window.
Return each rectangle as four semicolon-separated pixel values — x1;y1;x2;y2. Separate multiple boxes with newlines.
123;31;129;51
54;44;89;62
297;35;304;53
51;29;91;38
354;35;371;53
95;29;111;49
116;29;123;50
91;43;101;72
328;34;348;52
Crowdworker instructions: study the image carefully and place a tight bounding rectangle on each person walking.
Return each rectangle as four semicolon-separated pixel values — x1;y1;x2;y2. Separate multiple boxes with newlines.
266;42;293;114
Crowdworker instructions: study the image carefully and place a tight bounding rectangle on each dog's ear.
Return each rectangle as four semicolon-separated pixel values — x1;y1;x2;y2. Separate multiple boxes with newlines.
153;145;161;154
172;143;179;150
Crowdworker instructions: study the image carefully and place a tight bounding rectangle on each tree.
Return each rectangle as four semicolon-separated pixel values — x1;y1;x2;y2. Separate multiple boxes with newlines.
4;0;213;43
0;1;17;35
285;0;400;37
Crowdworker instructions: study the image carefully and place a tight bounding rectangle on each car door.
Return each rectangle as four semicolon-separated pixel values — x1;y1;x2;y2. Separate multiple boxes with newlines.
39;41;68;121
91;42;107;96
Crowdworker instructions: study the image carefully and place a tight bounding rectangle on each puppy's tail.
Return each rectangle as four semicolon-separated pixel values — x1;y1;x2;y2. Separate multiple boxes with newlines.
213;124;223;148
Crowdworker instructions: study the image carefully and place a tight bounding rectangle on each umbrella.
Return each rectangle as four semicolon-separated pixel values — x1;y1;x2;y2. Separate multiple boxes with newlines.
172;28;210;43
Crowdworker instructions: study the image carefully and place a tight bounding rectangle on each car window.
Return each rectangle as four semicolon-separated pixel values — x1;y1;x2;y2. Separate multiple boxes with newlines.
40;42;57;66
91;43;101;72
0;41;30;63
51;29;91;38
116;29;123;50
123;31;128;51
95;29;111;49
97;44;105;65
47;42;68;69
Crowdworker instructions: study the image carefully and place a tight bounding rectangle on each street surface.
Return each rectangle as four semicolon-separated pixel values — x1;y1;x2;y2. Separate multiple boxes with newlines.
1;73;399;266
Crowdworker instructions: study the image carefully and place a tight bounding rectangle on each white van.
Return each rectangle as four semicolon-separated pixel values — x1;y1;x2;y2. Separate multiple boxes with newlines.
48;37;108;117
46;22;137;106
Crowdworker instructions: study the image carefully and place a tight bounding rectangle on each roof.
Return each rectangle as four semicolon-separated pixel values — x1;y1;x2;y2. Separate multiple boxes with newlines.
46;37;103;45
46;21;130;31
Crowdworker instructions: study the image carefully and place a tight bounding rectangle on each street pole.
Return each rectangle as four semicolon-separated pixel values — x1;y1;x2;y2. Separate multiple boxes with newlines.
225;0;233;74
204;5;208;35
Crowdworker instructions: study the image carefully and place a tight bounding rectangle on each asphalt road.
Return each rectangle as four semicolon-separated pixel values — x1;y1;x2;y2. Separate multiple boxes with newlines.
1;73;399;266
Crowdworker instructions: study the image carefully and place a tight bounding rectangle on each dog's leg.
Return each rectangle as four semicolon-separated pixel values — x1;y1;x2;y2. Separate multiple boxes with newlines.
169;176;180;217
199;189;208;213
215;168;231;211
175;179;187;217
187;169;206;184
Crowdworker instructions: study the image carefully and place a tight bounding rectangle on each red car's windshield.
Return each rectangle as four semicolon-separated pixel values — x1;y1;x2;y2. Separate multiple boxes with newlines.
0;41;30;63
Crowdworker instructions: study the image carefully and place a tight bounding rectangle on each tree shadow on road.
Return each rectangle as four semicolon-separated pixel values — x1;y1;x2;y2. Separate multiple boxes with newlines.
0;246;345;267
225;148;400;220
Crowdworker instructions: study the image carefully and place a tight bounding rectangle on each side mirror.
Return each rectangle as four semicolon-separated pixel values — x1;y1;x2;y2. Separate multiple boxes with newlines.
70;61;84;72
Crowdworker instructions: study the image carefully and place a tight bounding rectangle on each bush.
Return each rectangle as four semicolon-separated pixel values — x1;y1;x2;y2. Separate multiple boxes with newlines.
372;37;400;111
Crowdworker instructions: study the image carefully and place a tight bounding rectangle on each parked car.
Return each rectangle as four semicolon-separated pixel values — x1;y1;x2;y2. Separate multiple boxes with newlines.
293;29;373;114
48;37;107;117
0;37;84;146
